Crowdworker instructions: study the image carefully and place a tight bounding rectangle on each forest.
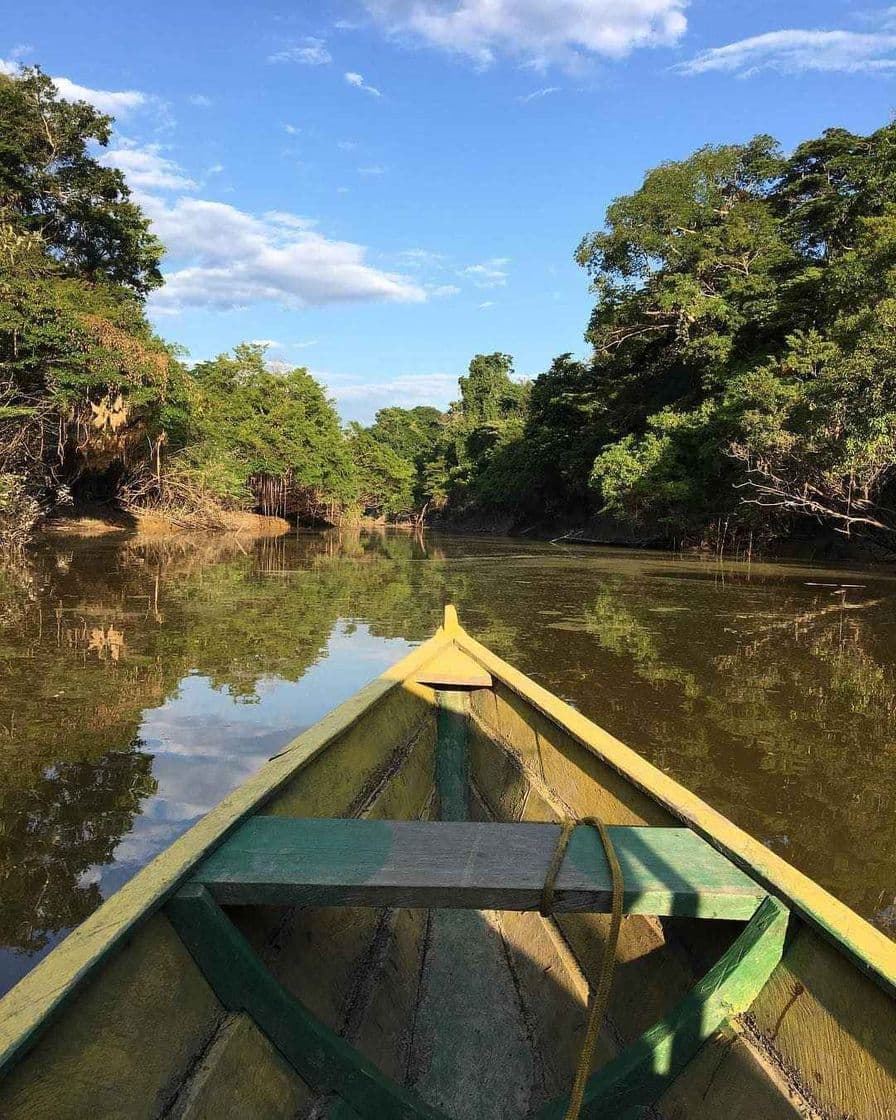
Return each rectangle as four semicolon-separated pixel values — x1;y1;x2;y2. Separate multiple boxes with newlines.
2;63;896;551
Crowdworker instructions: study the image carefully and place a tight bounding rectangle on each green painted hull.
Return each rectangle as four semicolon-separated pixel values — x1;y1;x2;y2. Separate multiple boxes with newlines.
0;609;893;1119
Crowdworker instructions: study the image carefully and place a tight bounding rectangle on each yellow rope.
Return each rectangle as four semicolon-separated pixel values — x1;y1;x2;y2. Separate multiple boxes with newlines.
540;817;624;1120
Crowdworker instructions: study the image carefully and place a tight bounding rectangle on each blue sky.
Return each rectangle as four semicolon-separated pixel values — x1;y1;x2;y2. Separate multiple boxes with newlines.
3;1;895;420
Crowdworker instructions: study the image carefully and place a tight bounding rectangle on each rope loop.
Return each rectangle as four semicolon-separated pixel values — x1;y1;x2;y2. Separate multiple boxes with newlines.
540;816;625;1120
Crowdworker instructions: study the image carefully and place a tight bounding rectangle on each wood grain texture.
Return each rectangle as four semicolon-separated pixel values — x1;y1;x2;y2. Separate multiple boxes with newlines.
436;690;469;821
472;684;676;828
534;896;790;1119
351;907;429;1083
167;1012;314;1120
408;908;535;1119
166;885;446;1120
748;924;896;1119
655;1024;812;1120
0;914;222;1120
262;685;433;820
193;817;767;919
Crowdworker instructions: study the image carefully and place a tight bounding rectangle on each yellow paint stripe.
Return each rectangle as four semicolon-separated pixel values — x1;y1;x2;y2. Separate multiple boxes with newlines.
451;623;896;998
0;630;452;1073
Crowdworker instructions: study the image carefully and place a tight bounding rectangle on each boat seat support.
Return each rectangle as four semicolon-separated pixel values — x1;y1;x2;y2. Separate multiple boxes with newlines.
166;884;788;1120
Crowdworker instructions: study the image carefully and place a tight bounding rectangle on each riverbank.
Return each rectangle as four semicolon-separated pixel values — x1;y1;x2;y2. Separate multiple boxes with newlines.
28;498;893;564
433;509;893;562
41;504;291;539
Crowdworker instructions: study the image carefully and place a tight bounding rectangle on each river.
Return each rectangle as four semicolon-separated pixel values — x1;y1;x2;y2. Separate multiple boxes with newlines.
1;528;894;996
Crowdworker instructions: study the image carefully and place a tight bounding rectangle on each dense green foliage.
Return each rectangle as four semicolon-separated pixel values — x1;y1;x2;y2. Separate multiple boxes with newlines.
2;57;895;550
0;68;359;537
350;122;896;548
0;68;172;536
160;344;356;518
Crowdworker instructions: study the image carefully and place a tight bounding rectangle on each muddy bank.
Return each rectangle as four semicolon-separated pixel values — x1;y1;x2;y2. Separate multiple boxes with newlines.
432;510;891;562
41;504;290;539
432;510;663;547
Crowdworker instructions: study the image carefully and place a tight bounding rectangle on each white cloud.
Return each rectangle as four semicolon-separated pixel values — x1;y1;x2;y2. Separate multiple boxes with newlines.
678;29;896;77
283;123;301;135
361;0;687;70
397;248;446;268
461;257;509;288
322;371;458;420
358;164;386;175
142;196;426;313
269;37;333;65
101;142;198;191
478;300;495;309
291;339;319;349
249;339;282;348
345;71;382;96
427;283;461;297
337;139;358;150
0;57;150;117
518;86;559;103
206;163;224;175
189;93;213;106
52;76;149;115
263;210;317;230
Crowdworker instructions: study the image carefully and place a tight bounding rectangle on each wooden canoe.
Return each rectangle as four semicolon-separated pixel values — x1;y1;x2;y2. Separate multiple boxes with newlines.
1;606;894;1119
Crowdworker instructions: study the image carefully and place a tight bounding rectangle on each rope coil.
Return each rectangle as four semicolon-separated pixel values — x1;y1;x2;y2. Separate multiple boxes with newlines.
540;817;624;1120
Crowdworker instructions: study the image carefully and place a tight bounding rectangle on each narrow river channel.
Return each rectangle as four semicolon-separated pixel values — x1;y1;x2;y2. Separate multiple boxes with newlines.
1;528;894;995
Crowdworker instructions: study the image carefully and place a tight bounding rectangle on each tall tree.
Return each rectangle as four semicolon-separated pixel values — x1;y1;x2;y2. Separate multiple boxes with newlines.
0;67;163;292
457;353;526;424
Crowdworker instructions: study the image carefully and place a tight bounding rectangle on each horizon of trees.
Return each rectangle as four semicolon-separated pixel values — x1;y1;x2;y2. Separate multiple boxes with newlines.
2;62;896;550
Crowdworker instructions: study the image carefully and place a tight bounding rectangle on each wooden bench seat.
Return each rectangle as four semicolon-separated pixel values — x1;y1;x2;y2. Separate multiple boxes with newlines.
191;818;766;920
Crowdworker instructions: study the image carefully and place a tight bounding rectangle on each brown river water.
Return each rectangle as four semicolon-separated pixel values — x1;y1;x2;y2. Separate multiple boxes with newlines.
0;528;894;996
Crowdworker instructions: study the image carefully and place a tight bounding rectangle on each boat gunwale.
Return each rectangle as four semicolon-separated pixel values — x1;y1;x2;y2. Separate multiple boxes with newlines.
2;606;894;1089
451;624;896;1000
0;628;453;1078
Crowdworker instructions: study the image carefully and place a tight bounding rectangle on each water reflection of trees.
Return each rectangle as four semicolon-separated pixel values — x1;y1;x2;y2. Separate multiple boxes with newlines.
0;529;460;956
570;579;896;936
3;535;893;956
0;747;156;952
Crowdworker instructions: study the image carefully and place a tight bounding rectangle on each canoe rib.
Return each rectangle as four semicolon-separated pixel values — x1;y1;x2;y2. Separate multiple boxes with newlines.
166;886;788;1119
535;894;789;1119
167;884;442;1120
190;817;768;921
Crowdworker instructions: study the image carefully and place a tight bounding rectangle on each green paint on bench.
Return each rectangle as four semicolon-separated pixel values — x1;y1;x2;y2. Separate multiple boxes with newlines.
535;895;790;1119
166;884;446;1120
436;691;469;821
192;818;768;920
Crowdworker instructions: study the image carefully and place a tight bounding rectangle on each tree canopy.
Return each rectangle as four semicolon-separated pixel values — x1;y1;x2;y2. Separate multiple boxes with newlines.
0;68;163;292
3;57;895;554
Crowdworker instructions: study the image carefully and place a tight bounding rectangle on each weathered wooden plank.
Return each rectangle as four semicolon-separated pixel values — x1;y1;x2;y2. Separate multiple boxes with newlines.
168;1012;314;1119
747;923;896;1120
192;818;767;919
535;895;790;1120
415;648;493;690
166;885;446;1120
436;691;469;821
0;913;222;1120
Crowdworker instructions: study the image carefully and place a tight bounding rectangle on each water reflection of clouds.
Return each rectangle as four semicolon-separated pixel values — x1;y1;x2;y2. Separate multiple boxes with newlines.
98;622;415;899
